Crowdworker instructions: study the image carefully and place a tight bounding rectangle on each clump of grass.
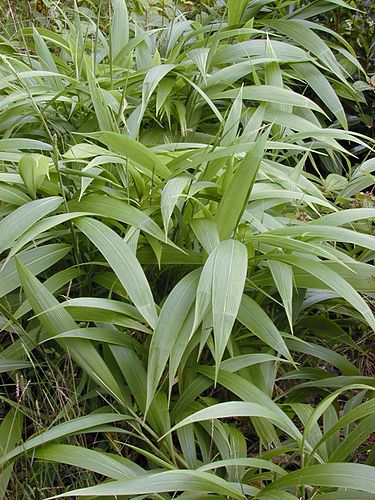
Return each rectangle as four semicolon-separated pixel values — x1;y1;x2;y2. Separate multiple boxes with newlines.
0;0;374;498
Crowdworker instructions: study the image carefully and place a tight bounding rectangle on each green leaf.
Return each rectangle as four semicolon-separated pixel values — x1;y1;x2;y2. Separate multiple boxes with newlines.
221;88;243;146
0;408;23;497
68;194;168;243
143;64;176;104
190;219;220;254
265;19;346;82
35;444;143;480
75;217;158;329
13;268;81;320
309;398;375;459
213;86;323;113
259;463;375;496
0;138;52;151
216;128;268;239
83;131;170;179
0;413;128;469
47;470;245;499
212;240;248;369
271;255;375;331
286;337;360;376
267;225;375;253
15;260;126;404
0;244;71;299
238;294;291;360
45;327;141;350
0;359;32;373
0;196;62;255
0;184;31;206
169;401;299;441
18;155;49;199
198;367;301;441
311;208;375;227
269;260;294;333
161;175;191;237
193;248;216;334
329;415;375;462
7;212;88;259
227;0;248;25
292;62;347;129
146;269;201;411
111;0;129;64
197;457;286;476
85;57;117;132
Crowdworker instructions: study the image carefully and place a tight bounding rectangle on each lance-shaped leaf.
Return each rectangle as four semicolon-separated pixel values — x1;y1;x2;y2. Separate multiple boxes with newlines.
0;408;23;496
238;294;291;360
269;260;294;333
85;57;117;133
0;360;32;373
0;413;128;469
111;0;129;64
35;444;144;480
68;194;169;243
213;86;324;113
75;217;158;329
0;196;62;255
18;154;49;199
15;260;126;405
192;245;217;334
216;128;268;240
227;0;248;25
190;219;220;254
146;269;201;412
161;175;191;237
0;244;71;298
47;469;245;499
168;401;299;441
83;131;170;179
259;463;375;496
212;240;248;371
271;255;375;331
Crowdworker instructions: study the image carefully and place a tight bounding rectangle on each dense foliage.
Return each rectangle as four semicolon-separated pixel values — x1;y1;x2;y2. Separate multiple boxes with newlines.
0;0;374;498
